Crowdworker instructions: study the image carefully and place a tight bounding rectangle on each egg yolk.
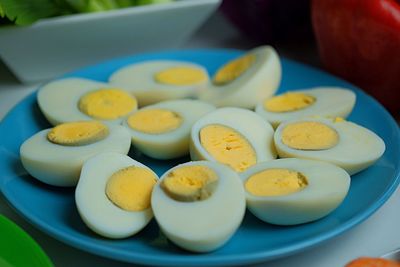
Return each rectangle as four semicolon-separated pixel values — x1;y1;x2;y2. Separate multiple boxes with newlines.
245;168;308;197
154;66;208;85
106;166;157;211
199;124;257;172
213;54;255;85
47;121;109;146
79;88;137;120
127;109;182;134
281;121;339;150
334;117;345;123
264;92;316;112
161;165;218;202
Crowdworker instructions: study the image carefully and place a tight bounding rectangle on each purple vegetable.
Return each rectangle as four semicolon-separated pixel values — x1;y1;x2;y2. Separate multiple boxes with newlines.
220;0;312;43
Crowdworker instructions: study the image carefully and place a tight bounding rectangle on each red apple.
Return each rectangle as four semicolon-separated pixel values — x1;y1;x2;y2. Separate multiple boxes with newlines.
312;0;400;114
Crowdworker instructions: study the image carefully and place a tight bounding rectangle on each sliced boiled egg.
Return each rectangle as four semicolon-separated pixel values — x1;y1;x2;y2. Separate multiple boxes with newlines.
255;87;356;128
151;161;245;252
240;158;350;225
38;78;138;126
109;60;209;106
122;99;215;160
75;152;158;238
20;121;131;186
190;107;276;172
274;117;385;175
198;46;281;109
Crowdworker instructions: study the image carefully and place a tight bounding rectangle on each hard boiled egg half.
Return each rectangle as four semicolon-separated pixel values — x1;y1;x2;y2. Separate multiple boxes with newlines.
190;107;277;173
122;99;215;160
255;87;356;128
38;78;138;126
198;46;281;109
240;158;350;225
274;117;385;175
76;152;158;238
109;60;209;106
151;161;245;252
20;121;131;186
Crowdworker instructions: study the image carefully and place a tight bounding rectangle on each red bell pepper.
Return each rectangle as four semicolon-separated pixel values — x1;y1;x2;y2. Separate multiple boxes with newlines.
312;0;400;114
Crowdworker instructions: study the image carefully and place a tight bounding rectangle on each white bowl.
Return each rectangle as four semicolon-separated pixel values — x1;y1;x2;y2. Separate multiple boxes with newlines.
0;0;221;83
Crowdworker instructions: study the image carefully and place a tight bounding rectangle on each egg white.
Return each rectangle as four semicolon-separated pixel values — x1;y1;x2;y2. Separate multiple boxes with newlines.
240;158;350;225
190;107;277;169
198;46;281;109
274;117;386;175
122;99;215;160
37;78;136;126
255;87;356;128
75;152;158;239
20;124;131;186
109;60;210;106
151;161;246;252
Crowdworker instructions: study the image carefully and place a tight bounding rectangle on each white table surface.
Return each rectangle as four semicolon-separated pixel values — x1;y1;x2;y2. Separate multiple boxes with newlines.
1;11;399;267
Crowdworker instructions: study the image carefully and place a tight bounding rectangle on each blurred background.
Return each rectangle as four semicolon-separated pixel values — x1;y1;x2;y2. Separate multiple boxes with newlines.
218;0;399;116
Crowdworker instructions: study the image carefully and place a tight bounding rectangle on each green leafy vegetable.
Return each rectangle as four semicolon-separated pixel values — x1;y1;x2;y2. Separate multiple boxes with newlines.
0;4;4;17
136;0;173;5
0;0;71;25
64;0;119;12
0;0;173;26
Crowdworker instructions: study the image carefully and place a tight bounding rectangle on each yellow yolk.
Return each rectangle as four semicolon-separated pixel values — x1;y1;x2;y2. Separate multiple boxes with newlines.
213;54;255;85
334;117;345;123
106;166;157;211
264;92;316;112
245;168;308;197
199;124;257;172
161;165;218;202
281;121;339;150
79;88;137;120
154;66;208;85
47;121;109;146
127;109;183;134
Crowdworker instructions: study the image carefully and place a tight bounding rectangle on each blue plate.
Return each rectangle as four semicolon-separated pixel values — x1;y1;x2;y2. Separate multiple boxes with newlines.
0;50;399;266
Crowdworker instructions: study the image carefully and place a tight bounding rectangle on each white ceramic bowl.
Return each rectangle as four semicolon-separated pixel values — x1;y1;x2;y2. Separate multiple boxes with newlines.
0;0;221;83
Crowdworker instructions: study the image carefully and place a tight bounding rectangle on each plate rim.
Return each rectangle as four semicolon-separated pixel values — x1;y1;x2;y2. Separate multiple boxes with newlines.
1;49;400;266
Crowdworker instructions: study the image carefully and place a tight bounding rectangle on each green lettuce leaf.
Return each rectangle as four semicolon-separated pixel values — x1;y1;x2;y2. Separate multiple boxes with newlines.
0;0;71;25
64;0;138;12
0;4;4;17
0;0;173;26
136;0;173;5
